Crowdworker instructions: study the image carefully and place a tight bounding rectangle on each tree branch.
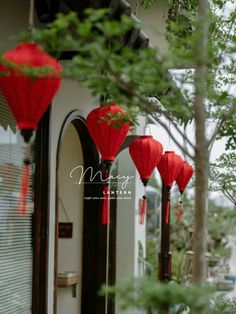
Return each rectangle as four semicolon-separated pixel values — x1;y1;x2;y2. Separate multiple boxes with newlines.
208;100;236;148
104;61;196;152
222;188;236;206
149;114;194;160
153;112;195;149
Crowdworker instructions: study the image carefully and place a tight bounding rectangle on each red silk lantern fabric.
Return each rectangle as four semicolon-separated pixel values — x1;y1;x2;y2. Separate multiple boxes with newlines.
175;161;194;223
0;42;62;131
157;151;183;225
129;135;163;224
87;103;130;224
157;151;183;187
129;135;163;181
0;42;62;216
176;161;194;193
87;103;130;161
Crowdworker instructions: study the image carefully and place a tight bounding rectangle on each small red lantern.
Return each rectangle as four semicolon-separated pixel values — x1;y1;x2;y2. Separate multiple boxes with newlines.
157;151;183;224
129;135;163;224
87;103;130;224
0;42;62;215
175;161;194;222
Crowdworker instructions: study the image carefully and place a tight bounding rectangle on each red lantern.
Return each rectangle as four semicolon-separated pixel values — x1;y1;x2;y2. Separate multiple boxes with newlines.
157;151;183;187
157;151;183;224
176;161;194;193
0;42;62;138
129;135;163;224
175;161;194;222
0;42;62;215
87;103;130;162
87;103;130;224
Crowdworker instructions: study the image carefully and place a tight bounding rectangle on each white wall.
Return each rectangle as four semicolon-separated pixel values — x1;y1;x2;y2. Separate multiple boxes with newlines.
0;0;29;51
48;78;97;314
128;0;169;53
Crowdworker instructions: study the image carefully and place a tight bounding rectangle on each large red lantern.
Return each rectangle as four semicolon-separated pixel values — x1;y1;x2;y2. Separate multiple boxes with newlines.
157;151;183;224
87;103;130;224
0;42;62;215
175;161;194;222
0;42;62;139
129;135;163;224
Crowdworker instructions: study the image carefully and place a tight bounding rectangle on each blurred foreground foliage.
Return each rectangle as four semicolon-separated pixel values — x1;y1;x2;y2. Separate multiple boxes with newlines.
101;278;236;313
101;278;212;313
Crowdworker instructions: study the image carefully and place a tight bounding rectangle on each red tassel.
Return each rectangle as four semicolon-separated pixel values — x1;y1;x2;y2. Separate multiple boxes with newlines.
139;195;147;224
176;201;183;223
102;185;109;225
20;163;30;216
165;200;170;224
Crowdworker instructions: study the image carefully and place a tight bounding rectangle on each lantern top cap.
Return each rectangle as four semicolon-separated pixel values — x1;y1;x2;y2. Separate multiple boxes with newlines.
140;135;153;139
165;151;175;154
181;160;193;168
97;103;127;115
104;102;118;105
101;102;121;108
3;42;62;73
183;160;190;164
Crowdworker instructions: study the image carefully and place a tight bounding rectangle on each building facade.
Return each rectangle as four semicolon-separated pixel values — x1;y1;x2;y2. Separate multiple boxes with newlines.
0;1;168;313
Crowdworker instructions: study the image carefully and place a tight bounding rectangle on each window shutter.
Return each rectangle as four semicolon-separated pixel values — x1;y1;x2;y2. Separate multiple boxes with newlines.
0;92;33;314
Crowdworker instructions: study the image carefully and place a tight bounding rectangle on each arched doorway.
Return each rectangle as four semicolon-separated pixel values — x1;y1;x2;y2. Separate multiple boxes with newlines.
54;111;117;314
56;122;84;314
55;112;100;314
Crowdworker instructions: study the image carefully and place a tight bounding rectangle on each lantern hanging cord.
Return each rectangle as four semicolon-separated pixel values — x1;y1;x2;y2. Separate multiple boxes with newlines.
59;197;72;222
29;0;35;31
176;191;183;223
24;142;31;166
105;179;111;314
144;124;151;136
102;167;111;225
165;186;171;224
167;119;172;149
143;113;151;135
140;180;148;224
20;142;31;216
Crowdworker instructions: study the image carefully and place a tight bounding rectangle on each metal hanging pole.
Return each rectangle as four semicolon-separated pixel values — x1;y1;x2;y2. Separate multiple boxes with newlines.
105;206;110;314
101;161;112;314
158;182;172;281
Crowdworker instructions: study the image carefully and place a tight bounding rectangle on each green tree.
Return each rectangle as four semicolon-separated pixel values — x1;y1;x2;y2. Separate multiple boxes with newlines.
101;278;212;313
4;0;235;286
210;152;236;206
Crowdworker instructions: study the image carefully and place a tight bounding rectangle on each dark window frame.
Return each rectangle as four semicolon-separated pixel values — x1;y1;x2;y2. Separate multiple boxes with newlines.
32;108;51;314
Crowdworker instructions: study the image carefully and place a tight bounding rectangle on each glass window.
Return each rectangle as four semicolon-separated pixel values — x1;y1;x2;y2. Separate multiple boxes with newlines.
0;91;33;314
